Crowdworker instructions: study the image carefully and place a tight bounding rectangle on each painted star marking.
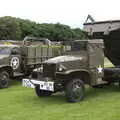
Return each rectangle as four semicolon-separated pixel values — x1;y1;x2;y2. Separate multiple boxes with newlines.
97;65;103;73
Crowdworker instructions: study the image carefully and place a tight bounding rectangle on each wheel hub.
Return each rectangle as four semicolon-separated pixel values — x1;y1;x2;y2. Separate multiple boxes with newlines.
72;84;82;99
0;73;9;87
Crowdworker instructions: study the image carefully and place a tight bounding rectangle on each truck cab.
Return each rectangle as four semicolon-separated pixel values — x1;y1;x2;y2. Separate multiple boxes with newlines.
0;44;22;88
23;39;105;102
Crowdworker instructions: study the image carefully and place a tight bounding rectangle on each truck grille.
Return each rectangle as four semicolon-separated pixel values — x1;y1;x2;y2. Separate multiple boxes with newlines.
43;63;56;77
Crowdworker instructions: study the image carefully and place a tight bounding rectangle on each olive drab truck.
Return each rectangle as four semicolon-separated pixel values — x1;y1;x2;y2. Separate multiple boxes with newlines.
23;18;120;103
0;37;63;88
23;39;105;102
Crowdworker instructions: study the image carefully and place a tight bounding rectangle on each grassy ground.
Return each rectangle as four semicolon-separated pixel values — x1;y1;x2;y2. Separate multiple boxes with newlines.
0;59;120;120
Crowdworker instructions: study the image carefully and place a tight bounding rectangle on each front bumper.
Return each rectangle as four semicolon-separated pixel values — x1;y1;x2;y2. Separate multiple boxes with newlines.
22;78;54;92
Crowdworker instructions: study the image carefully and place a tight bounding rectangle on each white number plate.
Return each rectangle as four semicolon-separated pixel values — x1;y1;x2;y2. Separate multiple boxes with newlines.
22;79;54;91
22;79;35;88
39;81;54;91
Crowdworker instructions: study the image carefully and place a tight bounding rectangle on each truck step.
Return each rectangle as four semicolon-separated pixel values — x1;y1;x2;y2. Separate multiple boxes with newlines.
14;72;24;77
97;78;108;85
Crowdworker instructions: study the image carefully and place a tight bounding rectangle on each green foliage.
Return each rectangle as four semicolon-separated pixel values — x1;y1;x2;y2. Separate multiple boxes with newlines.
0;16;86;41
0;16;21;40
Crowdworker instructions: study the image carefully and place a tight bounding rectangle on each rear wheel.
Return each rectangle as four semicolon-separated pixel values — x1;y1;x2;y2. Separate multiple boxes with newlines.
65;78;84;102
35;86;52;97
0;71;10;88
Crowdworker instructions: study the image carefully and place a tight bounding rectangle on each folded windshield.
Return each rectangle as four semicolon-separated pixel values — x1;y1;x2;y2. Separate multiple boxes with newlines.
64;41;87;52
0;47;11;55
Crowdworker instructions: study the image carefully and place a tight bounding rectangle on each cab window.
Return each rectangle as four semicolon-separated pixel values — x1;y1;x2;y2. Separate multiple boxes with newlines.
71;42;87;51
0;47;11;55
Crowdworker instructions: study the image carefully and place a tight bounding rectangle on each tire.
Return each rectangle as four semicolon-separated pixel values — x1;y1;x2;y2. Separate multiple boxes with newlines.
35;86;52;97
0;71;10;88
65;78;84;103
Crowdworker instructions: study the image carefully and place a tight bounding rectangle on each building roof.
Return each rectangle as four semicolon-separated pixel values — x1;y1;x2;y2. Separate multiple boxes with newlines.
83;20;120;33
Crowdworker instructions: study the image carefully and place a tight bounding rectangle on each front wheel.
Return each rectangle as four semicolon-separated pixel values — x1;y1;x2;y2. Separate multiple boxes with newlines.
65;78;84;103
35;86;52;97
0;71;10;88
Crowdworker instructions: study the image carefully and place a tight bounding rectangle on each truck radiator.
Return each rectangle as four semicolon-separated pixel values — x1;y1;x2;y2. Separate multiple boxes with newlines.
43;64;56;77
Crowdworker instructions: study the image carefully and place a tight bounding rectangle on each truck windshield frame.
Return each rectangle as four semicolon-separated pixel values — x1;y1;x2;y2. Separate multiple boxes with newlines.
71;41;87;51
64;41;87;53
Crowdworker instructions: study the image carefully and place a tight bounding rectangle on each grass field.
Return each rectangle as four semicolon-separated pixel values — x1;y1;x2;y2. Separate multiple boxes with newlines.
104;58;114;67
0;59;120;120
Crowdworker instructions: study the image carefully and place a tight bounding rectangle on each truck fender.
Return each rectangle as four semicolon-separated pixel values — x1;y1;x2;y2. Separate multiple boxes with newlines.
62;69;91;85
0;65;13;77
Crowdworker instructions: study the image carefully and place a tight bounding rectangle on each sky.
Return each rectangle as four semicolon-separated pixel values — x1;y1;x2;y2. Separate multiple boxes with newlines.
0;0;120;28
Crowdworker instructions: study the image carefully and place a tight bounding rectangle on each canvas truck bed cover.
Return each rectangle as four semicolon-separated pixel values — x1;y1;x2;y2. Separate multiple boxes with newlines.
83;20;120;66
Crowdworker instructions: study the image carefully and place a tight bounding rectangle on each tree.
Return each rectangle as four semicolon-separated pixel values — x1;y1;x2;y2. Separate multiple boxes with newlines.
0;16;87;41
0;16;21;40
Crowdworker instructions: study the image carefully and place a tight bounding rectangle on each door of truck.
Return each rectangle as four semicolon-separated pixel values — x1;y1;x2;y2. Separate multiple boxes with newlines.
88;40;104;85
88;40;104;68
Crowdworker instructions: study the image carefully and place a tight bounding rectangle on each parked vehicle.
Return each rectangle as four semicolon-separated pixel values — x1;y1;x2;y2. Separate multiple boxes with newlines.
23;39;105;102
23;19;120;102
0;37;63;88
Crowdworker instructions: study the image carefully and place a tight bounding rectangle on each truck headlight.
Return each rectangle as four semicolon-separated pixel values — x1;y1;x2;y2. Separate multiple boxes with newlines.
58;67;63;72
58;64;66;72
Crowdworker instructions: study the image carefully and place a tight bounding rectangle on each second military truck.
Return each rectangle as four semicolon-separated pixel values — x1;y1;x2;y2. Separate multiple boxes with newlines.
0;37;62;88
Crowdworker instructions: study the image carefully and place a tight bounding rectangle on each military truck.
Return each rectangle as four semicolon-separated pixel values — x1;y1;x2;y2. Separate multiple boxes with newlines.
22;19;120;102
23;39;105;102
0;37;63;88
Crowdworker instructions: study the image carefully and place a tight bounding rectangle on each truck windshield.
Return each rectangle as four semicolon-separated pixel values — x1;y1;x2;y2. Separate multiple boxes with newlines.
0;47;11;55
64;41;87;52
71;42;87;51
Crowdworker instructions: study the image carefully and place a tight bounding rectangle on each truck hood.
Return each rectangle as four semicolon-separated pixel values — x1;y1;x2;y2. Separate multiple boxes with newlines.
44;56;83;64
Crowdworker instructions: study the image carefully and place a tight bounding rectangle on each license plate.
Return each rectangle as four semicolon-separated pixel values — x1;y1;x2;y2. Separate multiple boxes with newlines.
39;81;54;91
22;79;35;88
22;79;54;91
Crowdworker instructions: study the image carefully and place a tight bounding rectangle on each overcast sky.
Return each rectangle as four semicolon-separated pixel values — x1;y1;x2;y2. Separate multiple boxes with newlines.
0;0;120;28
